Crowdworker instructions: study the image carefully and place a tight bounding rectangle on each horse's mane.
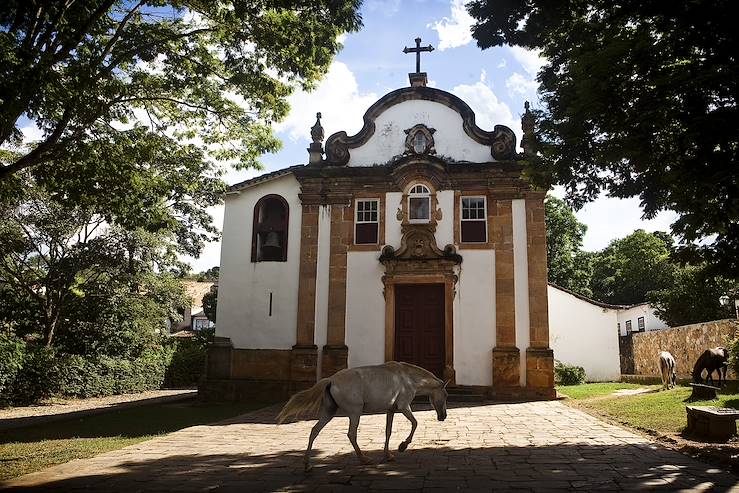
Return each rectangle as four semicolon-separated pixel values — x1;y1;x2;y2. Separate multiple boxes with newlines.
397;362;443;388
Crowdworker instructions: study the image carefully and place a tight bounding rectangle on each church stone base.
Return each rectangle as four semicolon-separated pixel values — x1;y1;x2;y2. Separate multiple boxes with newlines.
526;347;556;399
491;346;555;401
321;345;348;378
199;340;318;402
492;346;520;397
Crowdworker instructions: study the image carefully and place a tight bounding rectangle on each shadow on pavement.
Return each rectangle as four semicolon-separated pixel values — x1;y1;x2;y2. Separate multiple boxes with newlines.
2;442;736;492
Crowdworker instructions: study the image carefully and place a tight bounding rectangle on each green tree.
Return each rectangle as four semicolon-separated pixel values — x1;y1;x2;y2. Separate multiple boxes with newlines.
202;285;217;324
0;1;362;180
468;0;738;275
196;266;219;282
544;195;592;296
0;181;188;352
649;265;737;327
589;230;674;305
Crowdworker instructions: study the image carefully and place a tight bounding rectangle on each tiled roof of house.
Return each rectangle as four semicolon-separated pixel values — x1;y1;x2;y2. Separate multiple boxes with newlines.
183;281;215;308
227;165;305;193
548;282;643;310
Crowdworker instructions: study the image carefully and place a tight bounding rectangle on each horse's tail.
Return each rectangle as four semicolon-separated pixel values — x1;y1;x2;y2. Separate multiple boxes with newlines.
277;378;331;424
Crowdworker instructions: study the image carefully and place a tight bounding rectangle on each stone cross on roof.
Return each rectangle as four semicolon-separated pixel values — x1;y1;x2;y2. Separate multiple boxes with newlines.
403;37;434;74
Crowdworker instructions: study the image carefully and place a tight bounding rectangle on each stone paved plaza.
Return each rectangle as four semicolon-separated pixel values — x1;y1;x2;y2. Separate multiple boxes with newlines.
2;401;737;492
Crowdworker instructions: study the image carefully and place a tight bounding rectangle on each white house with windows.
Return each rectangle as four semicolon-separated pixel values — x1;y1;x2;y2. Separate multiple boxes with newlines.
172;281;216;336
548;284;669;381
203;67;556;401
617;303;668;336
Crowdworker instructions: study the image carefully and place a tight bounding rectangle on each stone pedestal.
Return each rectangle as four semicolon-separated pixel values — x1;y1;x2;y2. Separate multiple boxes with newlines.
206;339;233;379
526;347;555;398
689;383;719;401
492;347;520;392
322;345;348;378
290;345;318;391
686;406;739;441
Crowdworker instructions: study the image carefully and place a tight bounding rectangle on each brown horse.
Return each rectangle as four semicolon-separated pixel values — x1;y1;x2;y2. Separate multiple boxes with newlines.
277;361;448;471
692;347;730;386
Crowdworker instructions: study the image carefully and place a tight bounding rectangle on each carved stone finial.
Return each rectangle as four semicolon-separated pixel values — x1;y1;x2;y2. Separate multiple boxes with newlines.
308;111;324;165
311;112;324;144
521;101;536;156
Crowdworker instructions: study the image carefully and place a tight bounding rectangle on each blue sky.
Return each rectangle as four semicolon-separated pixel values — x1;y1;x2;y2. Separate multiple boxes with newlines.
14;0;677;271
184;0;677;271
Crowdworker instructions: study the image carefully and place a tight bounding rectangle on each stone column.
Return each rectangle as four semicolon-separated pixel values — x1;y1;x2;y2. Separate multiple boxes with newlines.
491;198;520;391
525;195;555;397
323;202;352;377
291;204;320;388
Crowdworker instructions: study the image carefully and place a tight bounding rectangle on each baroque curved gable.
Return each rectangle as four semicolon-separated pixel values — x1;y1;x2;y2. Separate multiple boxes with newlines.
323;86;518;166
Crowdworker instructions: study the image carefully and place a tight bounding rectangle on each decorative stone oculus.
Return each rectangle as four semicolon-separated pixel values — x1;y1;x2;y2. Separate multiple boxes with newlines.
404;124;436;156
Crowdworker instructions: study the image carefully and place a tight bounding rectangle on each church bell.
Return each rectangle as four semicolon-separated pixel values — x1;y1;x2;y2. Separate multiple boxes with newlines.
262;231;281;250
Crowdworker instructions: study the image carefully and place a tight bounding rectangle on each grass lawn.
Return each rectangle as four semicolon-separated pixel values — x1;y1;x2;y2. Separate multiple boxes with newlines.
558;382;739;435
556;382;646;400
0;399;273;481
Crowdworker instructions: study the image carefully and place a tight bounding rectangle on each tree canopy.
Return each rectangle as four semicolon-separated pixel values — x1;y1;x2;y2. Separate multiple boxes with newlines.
544;195;592;296
648;264;737;327
0;1;362;181
589;230;674;305
468;0;738;275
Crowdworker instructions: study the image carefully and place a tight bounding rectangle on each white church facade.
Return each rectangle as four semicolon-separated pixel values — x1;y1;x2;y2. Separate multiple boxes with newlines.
202;63;555;401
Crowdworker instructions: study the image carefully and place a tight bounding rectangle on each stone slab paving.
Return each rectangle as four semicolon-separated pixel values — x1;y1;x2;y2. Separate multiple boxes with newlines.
2;401;737;492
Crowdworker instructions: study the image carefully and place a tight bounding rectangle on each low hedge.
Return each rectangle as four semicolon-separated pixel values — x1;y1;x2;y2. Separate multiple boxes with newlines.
554;360;587;386
0;336;206;406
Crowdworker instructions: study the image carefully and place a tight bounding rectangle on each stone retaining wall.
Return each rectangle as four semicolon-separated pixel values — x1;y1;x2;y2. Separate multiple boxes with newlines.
622;319;737;379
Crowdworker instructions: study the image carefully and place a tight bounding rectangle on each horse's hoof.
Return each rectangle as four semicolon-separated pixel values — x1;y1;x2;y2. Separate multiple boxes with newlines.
304;464;313;473
384;452;395;462
359;455;373;465
398;441;408;452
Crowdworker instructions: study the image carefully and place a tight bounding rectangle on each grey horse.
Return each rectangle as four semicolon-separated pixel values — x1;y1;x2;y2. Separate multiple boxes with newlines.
277;361;448;471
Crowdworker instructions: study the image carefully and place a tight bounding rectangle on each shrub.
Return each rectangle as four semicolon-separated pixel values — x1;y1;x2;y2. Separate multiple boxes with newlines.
554;360;586;386
164;340;206;388
0;334;208;405
0;335;26;405
8;345;61;405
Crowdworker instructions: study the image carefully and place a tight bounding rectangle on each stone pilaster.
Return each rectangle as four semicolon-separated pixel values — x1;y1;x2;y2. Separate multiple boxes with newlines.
491;199;519;391
323;204;352;376
291;204;320;385
295;204;319;346
526;197;549;348
525;196;554;397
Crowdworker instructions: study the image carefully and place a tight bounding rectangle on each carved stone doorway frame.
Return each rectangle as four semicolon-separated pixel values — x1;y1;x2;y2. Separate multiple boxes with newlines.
380;223;462;384
383;271;457;383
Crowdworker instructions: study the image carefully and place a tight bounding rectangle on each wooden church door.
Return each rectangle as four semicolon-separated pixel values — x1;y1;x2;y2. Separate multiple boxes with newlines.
394;284;445;378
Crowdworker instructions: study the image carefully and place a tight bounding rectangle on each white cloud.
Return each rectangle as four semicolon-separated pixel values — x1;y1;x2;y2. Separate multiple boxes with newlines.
275;61;378;143
451;72;520;140
508;46;546;76
506;72;538;97
549;188;679;252
21;123;43;142
431;0;475;51
364;0;401;16
497;58;507;69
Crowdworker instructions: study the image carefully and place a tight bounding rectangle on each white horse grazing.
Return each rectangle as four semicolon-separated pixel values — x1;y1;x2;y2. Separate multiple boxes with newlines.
659;351;677;389
277;361;448;471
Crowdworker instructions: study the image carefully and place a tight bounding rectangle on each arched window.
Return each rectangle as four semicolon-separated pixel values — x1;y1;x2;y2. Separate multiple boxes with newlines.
408;184;431;223
251;195;289;262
